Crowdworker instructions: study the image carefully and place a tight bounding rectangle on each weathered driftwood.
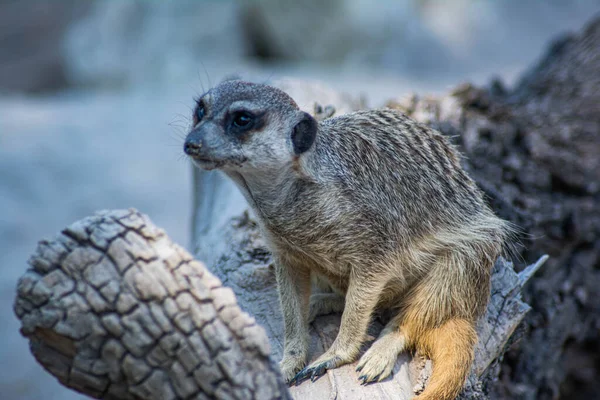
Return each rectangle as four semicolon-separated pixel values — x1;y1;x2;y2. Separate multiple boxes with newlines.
14;208;546;400
14;209;289;400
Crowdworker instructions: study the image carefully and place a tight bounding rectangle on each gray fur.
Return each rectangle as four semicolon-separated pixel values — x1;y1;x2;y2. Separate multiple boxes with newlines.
184;81;509;396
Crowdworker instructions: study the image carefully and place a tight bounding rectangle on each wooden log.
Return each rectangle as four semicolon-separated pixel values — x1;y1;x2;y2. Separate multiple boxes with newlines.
14;207;546;399
14;209;290;400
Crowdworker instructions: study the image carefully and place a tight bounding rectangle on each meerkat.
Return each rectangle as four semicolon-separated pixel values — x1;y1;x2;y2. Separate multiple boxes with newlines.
183;80;509;400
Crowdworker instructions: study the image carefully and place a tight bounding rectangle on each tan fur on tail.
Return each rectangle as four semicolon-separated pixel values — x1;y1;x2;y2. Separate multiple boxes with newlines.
414;318;477;400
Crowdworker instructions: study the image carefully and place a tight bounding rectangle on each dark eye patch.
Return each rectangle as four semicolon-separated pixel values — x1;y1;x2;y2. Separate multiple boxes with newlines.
232;111;253;128
227;110;264;137
194;100;205;124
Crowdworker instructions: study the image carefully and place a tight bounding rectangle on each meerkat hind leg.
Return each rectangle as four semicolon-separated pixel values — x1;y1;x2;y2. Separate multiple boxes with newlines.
308;292;345;322
356;317;408;384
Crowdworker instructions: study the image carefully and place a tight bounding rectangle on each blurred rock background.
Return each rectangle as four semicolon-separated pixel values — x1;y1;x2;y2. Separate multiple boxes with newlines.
0;1;598;399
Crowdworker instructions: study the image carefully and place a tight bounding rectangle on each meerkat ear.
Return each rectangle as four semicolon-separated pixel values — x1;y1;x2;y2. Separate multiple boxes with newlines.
291;112;318;154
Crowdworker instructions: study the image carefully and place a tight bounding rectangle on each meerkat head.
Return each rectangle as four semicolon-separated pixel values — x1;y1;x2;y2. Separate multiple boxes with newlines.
183;80;317;173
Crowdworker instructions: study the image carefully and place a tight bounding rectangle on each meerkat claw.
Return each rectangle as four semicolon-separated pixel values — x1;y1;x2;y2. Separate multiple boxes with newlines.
358;372;381;385
290;368;311;385
310;363;329;382
291;359;334;385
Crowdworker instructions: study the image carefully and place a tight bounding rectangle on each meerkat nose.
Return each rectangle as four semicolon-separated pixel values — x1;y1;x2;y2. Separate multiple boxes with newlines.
183;140;202;156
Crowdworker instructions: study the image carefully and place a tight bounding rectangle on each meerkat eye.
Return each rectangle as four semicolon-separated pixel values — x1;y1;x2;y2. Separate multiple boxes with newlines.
232;111;254;128
195;102;205;123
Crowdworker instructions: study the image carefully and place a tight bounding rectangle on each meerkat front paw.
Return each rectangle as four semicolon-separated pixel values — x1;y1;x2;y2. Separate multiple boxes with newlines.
355;330;406;384
355;341;397;384
279;353;306;384
290;347;355;385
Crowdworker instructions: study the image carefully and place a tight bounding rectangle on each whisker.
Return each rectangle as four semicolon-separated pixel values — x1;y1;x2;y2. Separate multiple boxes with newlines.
197;67;206;94
168;125;185;132
173;113;191;122
177;153;188;162
168;133;186;142
167;121;188;131
200;61;213;91
176;101;194;114
262;71;276;86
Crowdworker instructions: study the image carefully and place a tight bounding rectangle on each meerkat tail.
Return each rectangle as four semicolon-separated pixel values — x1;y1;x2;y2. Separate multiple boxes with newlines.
413;318;477;400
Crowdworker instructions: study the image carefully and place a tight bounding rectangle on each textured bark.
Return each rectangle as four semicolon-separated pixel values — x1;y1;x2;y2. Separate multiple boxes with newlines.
14;209;290;400
386;17;600;399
